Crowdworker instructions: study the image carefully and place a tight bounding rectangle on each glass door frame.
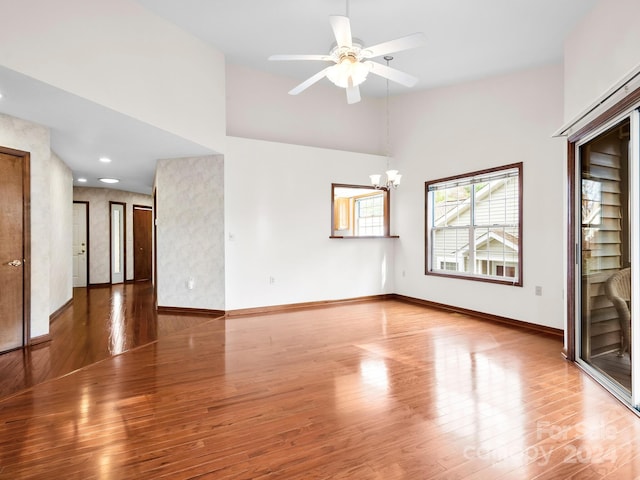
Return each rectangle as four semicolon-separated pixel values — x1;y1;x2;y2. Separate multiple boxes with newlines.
630;110;640;408
568;105;640;410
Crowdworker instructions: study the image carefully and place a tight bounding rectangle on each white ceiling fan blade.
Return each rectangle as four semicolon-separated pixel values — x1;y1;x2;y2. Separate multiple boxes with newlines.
346;83;361;104
361;32;426;59
269;54;332;62
367;61;419;88
329;15;352;48
288;67;332;95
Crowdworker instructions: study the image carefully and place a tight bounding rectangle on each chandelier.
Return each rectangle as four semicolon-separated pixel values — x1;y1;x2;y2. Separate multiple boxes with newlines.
370;56;401;190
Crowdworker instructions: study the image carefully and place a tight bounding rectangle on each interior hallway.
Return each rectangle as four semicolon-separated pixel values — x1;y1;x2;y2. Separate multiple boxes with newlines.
1;288;640;478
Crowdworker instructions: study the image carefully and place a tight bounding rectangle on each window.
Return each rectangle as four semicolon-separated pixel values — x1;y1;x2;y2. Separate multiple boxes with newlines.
425;163;522;285
356;194;384;236
331;184;393;238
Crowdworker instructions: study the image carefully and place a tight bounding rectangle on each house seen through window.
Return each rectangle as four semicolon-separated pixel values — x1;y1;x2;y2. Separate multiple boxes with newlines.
425;163;522;285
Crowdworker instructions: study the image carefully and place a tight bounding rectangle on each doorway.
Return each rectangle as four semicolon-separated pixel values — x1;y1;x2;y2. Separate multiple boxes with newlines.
72;201;89;287
133;205;152;281
570;108;640;409
110;201;126;284
0;148;30;353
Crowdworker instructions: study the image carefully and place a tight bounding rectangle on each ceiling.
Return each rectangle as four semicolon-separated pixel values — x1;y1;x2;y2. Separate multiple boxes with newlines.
136;0;598;96
0;0;598;195
0;65;214;195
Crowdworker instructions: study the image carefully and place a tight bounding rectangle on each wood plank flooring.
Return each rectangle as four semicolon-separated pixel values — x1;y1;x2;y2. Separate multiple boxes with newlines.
0;282;215;401
1;288;640;479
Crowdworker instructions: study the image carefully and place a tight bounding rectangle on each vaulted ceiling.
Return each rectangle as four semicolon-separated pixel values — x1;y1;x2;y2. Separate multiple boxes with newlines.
137;0;598;96
0;1;598;194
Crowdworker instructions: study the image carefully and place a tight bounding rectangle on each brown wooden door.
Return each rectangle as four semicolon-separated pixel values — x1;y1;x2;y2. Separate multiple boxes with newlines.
133;206;152;281
0;151;28;352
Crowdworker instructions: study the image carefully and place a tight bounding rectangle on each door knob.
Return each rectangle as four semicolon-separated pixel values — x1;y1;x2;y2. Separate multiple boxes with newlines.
7;260;22;267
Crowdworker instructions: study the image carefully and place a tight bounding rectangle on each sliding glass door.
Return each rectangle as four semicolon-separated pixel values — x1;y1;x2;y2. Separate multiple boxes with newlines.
575;111;640;408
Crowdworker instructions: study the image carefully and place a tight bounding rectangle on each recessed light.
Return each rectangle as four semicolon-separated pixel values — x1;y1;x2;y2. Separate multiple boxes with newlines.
99;178;119;184
99;157;111;163
77;177;87;183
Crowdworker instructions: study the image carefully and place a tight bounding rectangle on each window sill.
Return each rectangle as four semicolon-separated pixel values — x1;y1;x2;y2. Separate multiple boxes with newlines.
329;235;400;239
425;270;522;286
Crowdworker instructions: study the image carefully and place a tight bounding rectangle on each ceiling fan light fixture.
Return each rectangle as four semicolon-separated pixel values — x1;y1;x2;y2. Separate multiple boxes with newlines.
326;59;369;88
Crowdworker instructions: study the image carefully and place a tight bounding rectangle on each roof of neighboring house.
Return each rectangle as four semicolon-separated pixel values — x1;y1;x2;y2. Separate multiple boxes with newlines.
455;229;519;257
433;178;512;227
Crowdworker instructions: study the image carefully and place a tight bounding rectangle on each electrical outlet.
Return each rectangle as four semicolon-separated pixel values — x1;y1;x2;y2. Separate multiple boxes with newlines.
535;286;542;296
269;276;275;285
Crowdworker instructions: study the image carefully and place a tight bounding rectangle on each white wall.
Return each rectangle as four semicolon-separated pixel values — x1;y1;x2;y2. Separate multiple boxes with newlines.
49;152;73;313
155;156;225;311
564;0;640;121
73;187;153;284
225;136;394;311
392;64;565;329
226;64;385;155
0;0;226;151
0;113;52;338
561;0;640;347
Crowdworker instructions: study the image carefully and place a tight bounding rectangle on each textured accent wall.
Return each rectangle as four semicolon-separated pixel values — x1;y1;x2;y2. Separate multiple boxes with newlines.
0;113;52;338
155;156;225;310
73;187;152;284
49;152;73;312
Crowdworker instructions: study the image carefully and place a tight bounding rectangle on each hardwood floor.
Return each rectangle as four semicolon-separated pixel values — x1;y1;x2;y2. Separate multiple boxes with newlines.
0;282;215;401
1;288;640;479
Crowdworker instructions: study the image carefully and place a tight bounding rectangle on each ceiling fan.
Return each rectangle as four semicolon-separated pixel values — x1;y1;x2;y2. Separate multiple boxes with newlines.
268;8;426;104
